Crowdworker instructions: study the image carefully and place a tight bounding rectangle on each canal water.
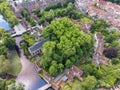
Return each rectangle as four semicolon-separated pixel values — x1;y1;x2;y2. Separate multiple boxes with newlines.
0;14;10;31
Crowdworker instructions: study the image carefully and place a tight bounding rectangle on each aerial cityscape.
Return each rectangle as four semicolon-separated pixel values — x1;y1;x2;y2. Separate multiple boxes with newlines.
0;0;120;90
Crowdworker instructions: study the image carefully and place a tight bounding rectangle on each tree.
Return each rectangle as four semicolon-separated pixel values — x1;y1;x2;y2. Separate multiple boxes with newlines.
40;41;56;69
29;18;35;26
49;65;57;76
0;55;11;75
21;9;35;26
101;64;120;87
81;64;94;76
81;75;97;90
0;79;15;90
20;42;29;56
38;18;45;25
58;64;64;72
41;18;93;76
44;2;62;11
65;59;72;68
0;28;16;50
8;83;24;90
0;28;4;39
2;33;16;50
111;58;120;65
0;79;7;90
0;0;6;3
21;9;29;18
73;84;82;90
103;48;117;59
90;19;110;34
22;33;35;46
0;45;7;56
40;57;50;69
105;31;120;43
0;2;18;27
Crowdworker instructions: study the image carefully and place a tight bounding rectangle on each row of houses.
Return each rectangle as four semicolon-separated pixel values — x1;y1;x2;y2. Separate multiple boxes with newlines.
75;0;120;30
9;0;69;18
43;65;83;90
71;19;93;33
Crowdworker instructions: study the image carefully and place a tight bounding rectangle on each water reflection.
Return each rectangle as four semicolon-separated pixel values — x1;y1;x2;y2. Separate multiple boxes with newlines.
0;14;10;31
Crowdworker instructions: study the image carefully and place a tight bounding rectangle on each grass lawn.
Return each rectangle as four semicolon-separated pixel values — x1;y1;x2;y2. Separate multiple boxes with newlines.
7;50;21;76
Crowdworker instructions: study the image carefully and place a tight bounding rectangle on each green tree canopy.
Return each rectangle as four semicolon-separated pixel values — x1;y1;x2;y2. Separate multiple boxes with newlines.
90;19;110;34
81;75;97;90
1;31;16;50
0;55;11;75
0;28;15;55
41;18;93;76
8;83;24;90
0;79;15;90
0;44;7;56
0;2;18;27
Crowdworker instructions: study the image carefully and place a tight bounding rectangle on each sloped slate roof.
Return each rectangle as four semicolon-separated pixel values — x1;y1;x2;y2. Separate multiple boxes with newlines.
29;38;49;52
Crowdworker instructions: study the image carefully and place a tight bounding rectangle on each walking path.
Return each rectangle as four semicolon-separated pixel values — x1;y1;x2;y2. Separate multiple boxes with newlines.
15;36;46;90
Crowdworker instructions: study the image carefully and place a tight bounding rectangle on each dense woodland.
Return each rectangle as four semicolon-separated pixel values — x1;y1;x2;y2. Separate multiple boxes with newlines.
40;18;93;76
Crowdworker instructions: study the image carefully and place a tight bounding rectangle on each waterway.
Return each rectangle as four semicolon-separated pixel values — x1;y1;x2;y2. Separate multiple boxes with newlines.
0;14;10;31
15;37;47;90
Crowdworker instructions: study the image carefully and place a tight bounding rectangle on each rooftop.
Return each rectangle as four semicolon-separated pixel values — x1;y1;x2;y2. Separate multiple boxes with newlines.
75;0;120;30
29;38;49;52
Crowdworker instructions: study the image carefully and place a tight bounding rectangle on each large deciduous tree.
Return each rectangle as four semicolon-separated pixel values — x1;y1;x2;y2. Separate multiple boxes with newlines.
0;45;7;56
103;48;117;59
8;83;24;90
0;55;11;75
2;33;16;50
81;75;97;90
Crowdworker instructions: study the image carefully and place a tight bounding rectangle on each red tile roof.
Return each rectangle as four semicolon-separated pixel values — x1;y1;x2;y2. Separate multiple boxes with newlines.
76;0;120;30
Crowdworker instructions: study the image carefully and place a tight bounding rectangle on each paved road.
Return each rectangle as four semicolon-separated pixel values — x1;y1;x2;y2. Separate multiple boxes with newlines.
15;36;46;90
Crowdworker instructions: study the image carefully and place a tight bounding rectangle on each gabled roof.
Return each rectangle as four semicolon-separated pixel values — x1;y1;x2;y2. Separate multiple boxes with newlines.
29;38;49;52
